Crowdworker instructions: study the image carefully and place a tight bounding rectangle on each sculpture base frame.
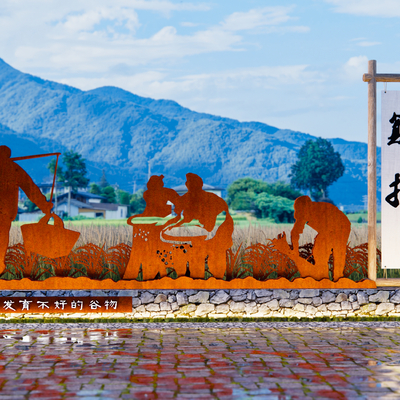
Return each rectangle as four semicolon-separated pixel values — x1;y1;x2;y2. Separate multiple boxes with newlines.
0;276;376;290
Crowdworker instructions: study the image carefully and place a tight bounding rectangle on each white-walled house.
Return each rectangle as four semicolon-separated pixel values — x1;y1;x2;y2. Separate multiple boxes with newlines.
19;191;128;221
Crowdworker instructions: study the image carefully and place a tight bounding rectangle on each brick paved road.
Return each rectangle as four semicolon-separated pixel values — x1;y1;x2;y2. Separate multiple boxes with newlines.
0;322;399;399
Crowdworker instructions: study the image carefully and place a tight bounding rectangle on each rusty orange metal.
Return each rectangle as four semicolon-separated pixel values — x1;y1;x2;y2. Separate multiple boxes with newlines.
0;146;57;275
0;147;374;289
272;196;351;281
124;173;234;281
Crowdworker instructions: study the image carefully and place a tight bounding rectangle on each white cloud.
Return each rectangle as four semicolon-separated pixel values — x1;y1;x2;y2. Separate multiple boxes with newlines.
357;41;381;47
325;0;400;17
342;55;368;81
221;6;294;31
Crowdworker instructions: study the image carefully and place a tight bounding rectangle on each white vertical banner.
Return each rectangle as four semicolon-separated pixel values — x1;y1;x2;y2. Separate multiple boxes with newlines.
381;91;400;268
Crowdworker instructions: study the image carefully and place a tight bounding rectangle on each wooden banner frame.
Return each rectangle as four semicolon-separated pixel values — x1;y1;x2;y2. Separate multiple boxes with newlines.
363;60;400;286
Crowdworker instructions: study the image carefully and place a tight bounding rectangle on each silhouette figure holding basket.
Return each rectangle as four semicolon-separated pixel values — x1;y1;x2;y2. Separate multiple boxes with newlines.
0;146;53;274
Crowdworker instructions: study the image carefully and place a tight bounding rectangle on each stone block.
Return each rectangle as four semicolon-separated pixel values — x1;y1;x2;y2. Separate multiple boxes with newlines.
231;294;247;302
327;303;341;311
119;290;139;297
176;292;188;306
180;304;196;314
160;302;171;311
357;292;368;305
321;291;335;303
361;303;377;313
91;290;109;296
145;304;160;312
258;304;272;315
290;291;299;300
351;301;360;310
210;290;230;304
335;293;347;302
154;294;167;304
312;297;322;307
257;296;272;304
265;299;279;311
245;302;257;314
369;291;389;303
29;291;43;297
230;289;247;296
341;301;352;311
195;304;215;317
376;303;395;316
272;290;289;299
168;295;176;303
132;298;141;307
186;290;198;296
171;302;179;311
305;305;317;315
254;290;273;298
279;299;294;308
135;305;146;313
317;304;327;312
293;303;305;312
208;313;228;319
390;290;400;304
297;298;313;305
348;294;357;302
216;304;230;314
189;292;209;304
141;292;155;305
230;302;245;313
299;289;319;298
247;291;256;301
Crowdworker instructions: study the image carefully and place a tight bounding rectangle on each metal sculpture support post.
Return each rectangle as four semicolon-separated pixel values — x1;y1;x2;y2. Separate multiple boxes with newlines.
363;60;400;282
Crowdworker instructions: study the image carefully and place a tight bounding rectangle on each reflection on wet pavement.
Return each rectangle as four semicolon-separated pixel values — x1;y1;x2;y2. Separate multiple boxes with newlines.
0;324;399;399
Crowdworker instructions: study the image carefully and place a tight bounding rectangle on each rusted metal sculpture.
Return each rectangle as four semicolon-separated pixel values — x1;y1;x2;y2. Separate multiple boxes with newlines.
0;147;375;289
0;146;54;274
123;173;234;281
272;196;351;281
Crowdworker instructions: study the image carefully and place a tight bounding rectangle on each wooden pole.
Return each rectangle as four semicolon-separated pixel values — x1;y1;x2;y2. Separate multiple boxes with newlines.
367;60;377;282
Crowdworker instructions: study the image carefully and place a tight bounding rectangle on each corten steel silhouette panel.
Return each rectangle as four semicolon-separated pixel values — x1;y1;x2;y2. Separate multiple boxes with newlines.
0;146;375;289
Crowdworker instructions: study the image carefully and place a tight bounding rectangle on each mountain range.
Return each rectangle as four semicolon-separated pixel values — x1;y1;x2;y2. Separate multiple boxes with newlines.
0;58;379;210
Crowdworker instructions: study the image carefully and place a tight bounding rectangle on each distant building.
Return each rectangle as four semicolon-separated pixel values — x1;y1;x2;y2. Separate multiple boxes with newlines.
19;190;128;221
173;183;224;198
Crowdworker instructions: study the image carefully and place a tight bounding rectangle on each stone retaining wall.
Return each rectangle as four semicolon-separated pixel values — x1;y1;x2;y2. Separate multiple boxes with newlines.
1;288;400;319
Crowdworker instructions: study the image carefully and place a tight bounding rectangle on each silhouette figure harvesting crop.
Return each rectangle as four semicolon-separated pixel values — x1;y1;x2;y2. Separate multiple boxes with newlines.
272;196;351;281
0;146;53;274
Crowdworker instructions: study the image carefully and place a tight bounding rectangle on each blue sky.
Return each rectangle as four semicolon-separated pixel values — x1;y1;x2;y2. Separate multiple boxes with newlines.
1;0;400;143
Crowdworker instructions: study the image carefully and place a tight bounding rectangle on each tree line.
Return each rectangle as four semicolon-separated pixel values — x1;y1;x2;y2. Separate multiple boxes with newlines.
23;137;344;221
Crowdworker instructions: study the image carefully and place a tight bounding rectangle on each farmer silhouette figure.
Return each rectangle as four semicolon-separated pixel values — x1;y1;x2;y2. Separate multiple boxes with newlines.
272;196;351;281
0;146;53;274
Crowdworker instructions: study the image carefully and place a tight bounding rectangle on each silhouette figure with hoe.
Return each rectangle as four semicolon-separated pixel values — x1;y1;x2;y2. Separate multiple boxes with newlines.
0;146;53;275
272;196;350;281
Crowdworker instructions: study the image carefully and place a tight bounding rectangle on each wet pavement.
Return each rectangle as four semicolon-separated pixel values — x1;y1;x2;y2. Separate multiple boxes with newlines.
0;322;399;399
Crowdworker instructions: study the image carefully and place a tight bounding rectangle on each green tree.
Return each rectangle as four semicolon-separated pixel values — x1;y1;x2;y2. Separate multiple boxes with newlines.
254;193;295;223
99;169;109;188
89;183;102;195
48;150;89;192
130;190;146;215
227;178;270;209
117;190;130;205
290;138;344;200
101;186;116;203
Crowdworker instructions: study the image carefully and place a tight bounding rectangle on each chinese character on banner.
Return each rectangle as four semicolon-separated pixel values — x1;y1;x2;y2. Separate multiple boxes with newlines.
3;300;16;311
388;112;400;145
19;299;32;311
71;300;83;311
386;173;400;208
89;300;101;310
104;300;118;310
54;300;67;310
37;301;49;309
